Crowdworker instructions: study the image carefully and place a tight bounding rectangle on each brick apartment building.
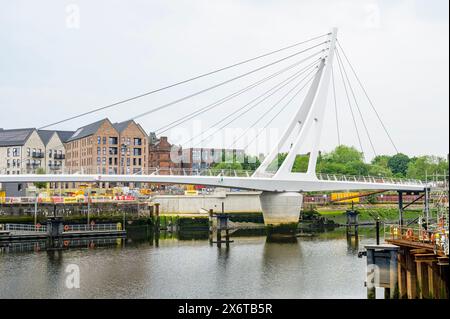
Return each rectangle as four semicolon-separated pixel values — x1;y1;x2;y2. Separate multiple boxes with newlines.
148;132;181;174
64;118;148;176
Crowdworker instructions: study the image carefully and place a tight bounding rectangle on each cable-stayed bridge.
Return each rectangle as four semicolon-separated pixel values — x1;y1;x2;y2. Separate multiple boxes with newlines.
0;28;430;226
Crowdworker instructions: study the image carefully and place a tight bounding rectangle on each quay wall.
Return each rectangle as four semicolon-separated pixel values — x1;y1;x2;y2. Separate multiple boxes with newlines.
153;191;262;214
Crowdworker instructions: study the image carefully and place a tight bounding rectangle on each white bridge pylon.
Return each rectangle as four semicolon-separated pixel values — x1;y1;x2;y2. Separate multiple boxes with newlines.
254;28;337;180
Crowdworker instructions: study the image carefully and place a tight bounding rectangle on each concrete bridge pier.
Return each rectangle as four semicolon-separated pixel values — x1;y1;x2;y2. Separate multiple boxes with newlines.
259;192;302;231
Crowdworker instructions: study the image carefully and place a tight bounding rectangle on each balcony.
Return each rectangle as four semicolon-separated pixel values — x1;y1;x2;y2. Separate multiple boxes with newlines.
32;152;44;159
49;164;62;170
54;154;65;160
26;163;40;168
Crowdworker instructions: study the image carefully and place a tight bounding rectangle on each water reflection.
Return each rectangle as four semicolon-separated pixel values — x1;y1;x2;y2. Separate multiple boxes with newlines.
0;226;375;299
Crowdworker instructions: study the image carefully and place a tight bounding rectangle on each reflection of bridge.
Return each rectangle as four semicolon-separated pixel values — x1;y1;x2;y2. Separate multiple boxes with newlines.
0;28;430;226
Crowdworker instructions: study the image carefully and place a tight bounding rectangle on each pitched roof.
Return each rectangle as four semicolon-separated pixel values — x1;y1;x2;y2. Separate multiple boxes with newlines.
38;130;76;145
113;120;133;133
56;131;75;143
113;120;148;137
66;118;109;142
0;128;35;147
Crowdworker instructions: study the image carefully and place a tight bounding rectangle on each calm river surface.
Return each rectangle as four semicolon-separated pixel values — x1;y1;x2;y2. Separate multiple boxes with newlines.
0;227;382;299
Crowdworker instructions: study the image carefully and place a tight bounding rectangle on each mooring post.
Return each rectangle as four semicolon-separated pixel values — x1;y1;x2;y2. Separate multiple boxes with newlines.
208;209;214;245
376;217;380;245
155;203;160;225
34;193;38;226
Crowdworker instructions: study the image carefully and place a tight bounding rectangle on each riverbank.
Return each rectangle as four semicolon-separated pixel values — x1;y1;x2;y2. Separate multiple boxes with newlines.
0;205;427;229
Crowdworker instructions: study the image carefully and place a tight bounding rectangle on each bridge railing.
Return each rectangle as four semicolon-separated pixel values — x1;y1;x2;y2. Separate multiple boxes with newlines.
39;167;256;177
316;173;426;186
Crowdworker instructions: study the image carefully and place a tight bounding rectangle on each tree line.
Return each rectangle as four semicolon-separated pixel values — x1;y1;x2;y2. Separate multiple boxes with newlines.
213;145;449;180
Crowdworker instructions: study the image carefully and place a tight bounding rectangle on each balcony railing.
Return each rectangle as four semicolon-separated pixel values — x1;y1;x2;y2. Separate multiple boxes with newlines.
49;164;62;170
54;154;65;160
31;152;44;159
26;163;40;168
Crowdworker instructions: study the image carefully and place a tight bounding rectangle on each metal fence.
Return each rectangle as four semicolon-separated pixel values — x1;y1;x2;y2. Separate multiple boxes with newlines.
4;223;47;234
63;223;122;232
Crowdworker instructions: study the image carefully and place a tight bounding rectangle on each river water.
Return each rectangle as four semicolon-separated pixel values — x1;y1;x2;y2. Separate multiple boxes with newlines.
0;227;382;299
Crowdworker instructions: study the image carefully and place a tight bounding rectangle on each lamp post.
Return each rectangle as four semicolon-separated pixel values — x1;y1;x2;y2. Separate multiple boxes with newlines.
34;193;38;226
87;187;91;226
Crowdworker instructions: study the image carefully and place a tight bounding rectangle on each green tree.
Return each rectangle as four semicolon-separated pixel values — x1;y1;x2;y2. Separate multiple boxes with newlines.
34;167;47;190
213;161;243;170
387;153;410;176
241;155;261;171
368;164;393;177
406;155;449;180
371;155;391;168
317;145;368;175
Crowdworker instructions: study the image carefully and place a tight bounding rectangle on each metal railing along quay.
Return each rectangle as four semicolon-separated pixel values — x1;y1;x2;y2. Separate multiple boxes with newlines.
4;223;47;235
63;223;123;233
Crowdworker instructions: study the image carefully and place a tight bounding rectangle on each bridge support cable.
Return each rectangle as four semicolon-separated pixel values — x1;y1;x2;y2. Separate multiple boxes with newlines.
129;41;329;121
331;65;341;146
181;59;322;147
334;46;365;157
227;66;319;149
155;52;325;135
336;40;399;154
38;33;329;130
187;61;321;148
335;48;377;157
242;74;317;151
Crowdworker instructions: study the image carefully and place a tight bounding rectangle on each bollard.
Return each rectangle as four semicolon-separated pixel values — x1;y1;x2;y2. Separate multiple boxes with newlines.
376;218;380;245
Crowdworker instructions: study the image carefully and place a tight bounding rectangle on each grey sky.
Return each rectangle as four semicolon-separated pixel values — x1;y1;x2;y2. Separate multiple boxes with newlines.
1;0;448;159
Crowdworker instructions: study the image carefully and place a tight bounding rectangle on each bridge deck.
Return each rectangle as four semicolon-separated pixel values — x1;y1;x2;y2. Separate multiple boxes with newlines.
0;173;428;192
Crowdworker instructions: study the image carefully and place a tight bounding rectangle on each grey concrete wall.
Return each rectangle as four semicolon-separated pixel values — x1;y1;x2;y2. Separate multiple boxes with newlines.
153;191;262;214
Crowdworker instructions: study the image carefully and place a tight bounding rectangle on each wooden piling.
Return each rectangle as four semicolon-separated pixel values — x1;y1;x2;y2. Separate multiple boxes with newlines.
397;250;407;298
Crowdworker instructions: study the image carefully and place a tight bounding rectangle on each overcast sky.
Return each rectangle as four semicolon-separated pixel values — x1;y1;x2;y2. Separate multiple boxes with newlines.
1;0;448;160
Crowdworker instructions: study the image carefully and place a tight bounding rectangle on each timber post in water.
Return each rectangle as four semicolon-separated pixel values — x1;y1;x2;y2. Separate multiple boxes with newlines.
209;202;233;248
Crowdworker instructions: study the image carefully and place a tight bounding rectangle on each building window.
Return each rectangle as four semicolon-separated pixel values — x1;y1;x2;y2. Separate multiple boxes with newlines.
13;148;20;157
134;138;142;146
109;137;118;145
102;137;106;144
126;158;130;166
27;148;31;156
133;148;142;156
7;148;10;157
97;147;101;155
97;136;101;144
103;147;106;155
109;147;118;155
97;157;101;164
